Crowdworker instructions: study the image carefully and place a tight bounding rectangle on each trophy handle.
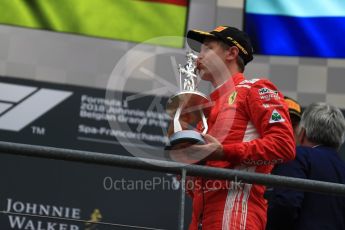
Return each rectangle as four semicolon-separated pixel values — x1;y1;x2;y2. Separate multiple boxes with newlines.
200;110;208;135
173;104;183;132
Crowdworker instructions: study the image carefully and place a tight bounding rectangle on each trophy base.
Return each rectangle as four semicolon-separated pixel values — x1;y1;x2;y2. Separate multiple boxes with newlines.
165;130;205;150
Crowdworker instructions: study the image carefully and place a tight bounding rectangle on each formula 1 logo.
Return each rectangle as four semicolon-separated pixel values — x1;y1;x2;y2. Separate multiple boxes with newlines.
0;82;73;131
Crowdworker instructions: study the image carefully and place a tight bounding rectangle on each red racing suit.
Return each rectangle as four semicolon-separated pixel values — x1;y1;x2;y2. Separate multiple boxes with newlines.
188;73;295;230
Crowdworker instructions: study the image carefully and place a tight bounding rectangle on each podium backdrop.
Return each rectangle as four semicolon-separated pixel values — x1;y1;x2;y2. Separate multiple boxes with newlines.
0;76;191;230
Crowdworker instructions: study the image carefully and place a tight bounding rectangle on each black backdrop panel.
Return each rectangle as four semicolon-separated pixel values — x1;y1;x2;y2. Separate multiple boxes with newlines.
0;76;192;230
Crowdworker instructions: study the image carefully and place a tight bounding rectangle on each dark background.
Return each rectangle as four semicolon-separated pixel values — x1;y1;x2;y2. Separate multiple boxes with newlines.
0;76;192;230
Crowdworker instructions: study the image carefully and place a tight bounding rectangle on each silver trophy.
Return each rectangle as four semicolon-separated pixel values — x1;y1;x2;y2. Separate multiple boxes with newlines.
165;51;210;149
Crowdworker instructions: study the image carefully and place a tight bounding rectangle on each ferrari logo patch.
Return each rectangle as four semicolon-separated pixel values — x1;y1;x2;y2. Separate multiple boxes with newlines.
228;91;238;105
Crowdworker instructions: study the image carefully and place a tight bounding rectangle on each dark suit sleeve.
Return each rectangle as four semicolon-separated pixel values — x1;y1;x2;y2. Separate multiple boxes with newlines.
266;147;309;230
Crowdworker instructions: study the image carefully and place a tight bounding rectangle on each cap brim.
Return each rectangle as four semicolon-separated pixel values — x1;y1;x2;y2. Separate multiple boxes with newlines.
186;30;216;52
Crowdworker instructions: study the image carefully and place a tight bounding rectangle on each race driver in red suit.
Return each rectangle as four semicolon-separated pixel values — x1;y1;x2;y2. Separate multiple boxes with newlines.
169;26;295;230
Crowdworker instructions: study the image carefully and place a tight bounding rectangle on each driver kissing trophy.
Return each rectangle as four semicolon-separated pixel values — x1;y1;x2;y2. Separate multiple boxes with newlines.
165;51;210;149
